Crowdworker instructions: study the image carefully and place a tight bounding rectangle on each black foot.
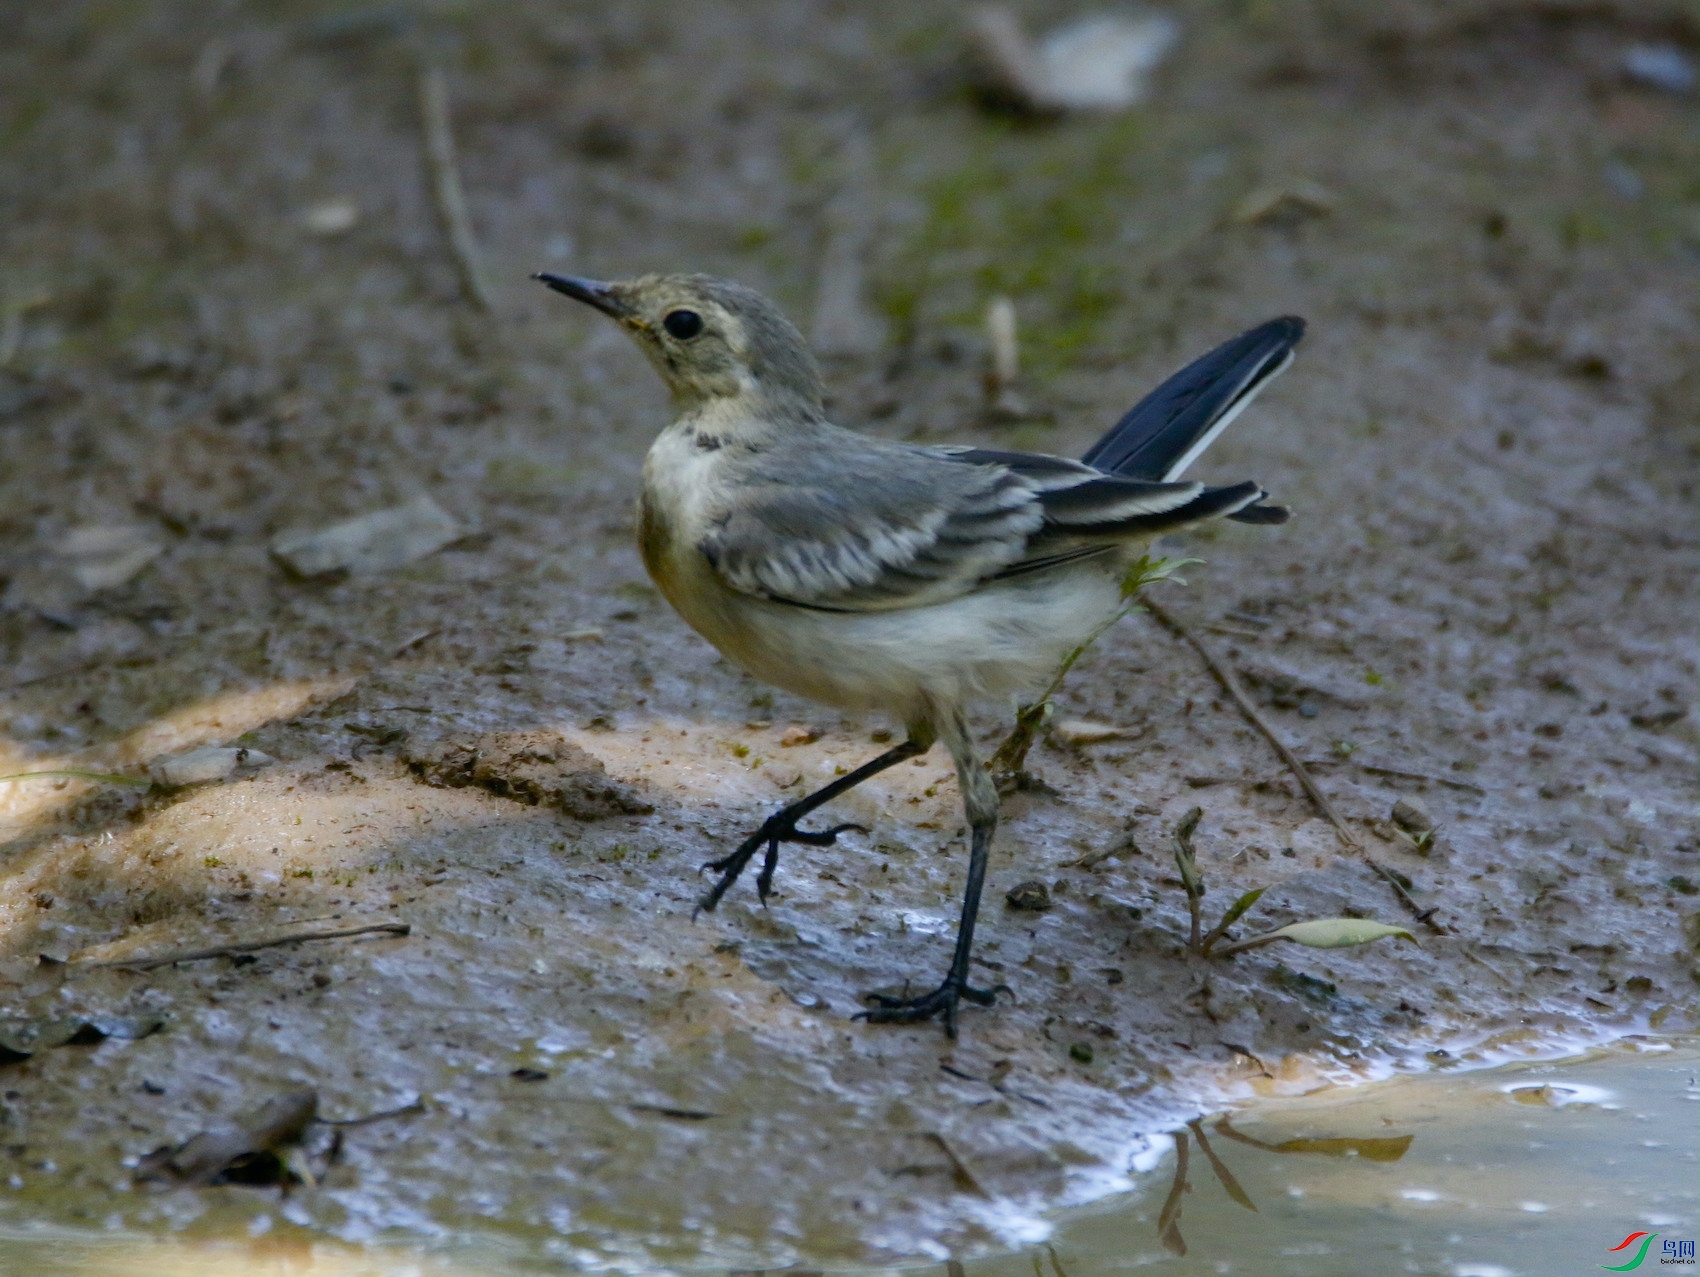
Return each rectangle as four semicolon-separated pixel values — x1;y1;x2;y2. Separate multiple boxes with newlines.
855;975;1010;1039
695;810;866;915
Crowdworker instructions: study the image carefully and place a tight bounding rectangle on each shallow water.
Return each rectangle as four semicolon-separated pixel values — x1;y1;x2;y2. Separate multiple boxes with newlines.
972;1037;1699;1277
4;1037;1692;1277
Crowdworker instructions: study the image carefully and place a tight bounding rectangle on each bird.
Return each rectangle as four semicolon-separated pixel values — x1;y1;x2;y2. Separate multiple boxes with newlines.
535;270;1303;1036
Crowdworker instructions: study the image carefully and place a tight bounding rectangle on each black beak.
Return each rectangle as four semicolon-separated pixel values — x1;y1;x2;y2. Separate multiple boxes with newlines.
532;273;632;320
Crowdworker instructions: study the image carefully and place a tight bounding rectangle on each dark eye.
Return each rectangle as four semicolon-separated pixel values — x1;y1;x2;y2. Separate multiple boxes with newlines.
663;309;704;340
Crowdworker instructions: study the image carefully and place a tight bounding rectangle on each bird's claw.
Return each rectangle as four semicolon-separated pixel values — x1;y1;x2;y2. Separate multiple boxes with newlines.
855;975;1011;1039
694;813;867;915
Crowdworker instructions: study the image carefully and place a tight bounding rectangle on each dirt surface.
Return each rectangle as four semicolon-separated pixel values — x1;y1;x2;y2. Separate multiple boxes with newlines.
0;1;1695;1268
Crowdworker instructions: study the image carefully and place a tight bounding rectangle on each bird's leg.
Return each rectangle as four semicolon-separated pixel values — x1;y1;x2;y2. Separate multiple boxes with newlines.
858;710;1010;1038
697;733;932;914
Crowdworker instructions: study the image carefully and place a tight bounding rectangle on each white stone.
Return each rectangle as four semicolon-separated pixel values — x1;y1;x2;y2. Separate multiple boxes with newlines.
301;198;360;236
270;496;463;577
155;746;273;787
58;525;164;591
1049;719;1129;747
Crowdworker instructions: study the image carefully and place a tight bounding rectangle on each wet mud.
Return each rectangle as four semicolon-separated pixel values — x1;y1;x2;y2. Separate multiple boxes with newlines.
0;0;1694;1267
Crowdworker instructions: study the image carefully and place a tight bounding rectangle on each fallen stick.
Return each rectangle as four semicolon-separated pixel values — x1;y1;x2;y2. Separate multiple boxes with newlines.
84;921;411;971
982;295;1030;419
1145;598;1359;849
920;1131;988;1198
417;62;492;313
1190;759;1486;799
0;769;152;788
1146;598;1447;935
1340;761;1486;796
318;1097;427;1128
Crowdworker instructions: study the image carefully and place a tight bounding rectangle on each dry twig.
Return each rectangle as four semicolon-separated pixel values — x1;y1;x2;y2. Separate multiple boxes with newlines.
318;1097;426;1127
920;1131;988;1197
84;921;411;971
1328;759;1486;796
1146;598;1358;849
1146;598;1447;935
982;295;1030;419
417;62;492;313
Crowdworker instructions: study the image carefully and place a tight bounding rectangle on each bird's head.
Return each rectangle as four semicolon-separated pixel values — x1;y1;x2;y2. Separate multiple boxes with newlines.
534;272;824;424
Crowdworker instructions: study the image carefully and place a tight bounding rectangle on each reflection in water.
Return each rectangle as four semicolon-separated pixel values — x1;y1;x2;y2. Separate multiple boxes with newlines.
1189;1120;1256;1213
1155;1127;1190;1255
1154;1114;1410;1256
1211;1114;1415;1162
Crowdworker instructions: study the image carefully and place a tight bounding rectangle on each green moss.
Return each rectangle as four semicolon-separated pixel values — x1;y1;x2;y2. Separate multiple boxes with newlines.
0;96;47;150
734;223;776;252
875;113;1151;375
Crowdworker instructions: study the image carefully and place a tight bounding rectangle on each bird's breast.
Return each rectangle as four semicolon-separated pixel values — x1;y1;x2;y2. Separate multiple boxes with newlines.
638;426;738;636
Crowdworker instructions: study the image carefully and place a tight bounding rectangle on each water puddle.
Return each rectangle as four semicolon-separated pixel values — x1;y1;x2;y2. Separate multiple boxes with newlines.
3;1037;1693;1276
973;1036;1698;1277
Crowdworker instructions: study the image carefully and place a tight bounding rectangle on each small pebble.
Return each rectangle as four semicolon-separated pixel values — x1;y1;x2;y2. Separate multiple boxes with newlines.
270;496;463;578
300;198;360;236
1622;43;1696;95
1602;161;1644;202
780;725;820;747
1050;719;1128;747
1004;880;1051;911
968;6;1180;114
155;745;273;787
1068;1042;1094;1064
1229;179;1335;226
58;525;164;592
1390;797;1436;836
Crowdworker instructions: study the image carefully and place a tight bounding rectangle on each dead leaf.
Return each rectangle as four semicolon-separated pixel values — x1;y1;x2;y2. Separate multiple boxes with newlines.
135;1088;321;1187
1213;918;1417;956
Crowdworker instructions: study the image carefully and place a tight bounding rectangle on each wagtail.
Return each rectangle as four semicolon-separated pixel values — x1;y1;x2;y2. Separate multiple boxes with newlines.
536;271;1302;1036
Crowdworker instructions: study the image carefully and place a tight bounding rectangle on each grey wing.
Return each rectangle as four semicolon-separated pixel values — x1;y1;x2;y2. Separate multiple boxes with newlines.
699;443;1041;610
699;436;1214;612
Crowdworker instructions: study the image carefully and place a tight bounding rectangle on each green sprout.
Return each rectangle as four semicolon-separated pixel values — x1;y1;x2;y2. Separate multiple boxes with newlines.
1167;808;1416;957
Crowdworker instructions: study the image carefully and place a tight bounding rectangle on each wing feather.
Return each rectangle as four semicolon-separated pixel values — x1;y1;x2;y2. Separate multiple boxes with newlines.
697;431;1277;612
698;441;1043;610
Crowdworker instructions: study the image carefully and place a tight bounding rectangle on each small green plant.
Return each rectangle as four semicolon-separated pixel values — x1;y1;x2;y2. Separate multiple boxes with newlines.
1168;808;1417;958
1171;806;1267;954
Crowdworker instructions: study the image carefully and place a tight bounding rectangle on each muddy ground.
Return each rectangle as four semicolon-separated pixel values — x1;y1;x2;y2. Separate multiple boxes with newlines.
0;0;1695;1268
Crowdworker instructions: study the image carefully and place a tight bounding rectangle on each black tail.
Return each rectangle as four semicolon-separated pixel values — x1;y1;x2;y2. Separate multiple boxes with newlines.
1081;316;1305;483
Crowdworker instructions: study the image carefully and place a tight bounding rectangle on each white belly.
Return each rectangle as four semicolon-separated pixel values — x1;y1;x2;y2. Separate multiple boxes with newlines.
651;529;1128;721
748;564;1126;716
